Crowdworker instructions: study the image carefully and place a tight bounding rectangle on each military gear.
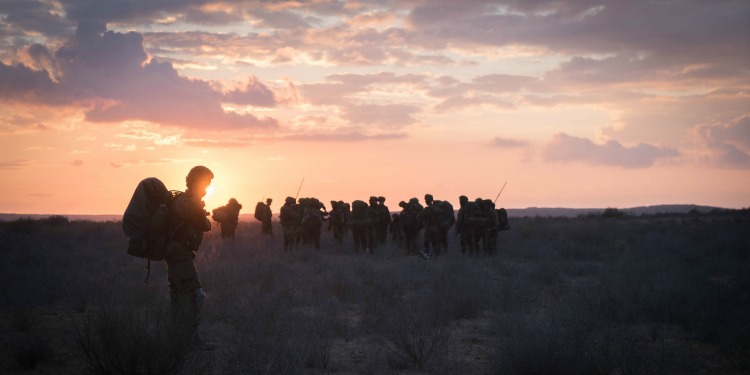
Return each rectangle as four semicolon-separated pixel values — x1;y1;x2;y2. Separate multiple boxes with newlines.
123;177;175;262
300;199;324;249
255;200;273;235
349;200;372;252
497;208;510;231
123;177;185;282
212;198;242;239
280;200;300;250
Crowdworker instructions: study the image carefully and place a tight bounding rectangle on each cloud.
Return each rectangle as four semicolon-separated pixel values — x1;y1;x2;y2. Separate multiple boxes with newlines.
543;133;678;168
699;115;750;150
342;103;421;128
695;115;750;167
0;158;33;169
183;138;252;148
0;22;279;131
283;132;408;142
489;137;529;148
222;76;276;107
72;159;83;166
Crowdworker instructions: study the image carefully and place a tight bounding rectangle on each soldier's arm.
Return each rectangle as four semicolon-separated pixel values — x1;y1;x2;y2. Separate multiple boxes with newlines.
174;196;211;232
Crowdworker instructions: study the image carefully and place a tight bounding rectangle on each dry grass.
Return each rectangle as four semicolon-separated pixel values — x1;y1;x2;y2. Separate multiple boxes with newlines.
0;209;748;374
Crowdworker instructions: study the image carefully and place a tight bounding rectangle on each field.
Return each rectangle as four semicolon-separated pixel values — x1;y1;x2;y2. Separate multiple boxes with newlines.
0;210;749;374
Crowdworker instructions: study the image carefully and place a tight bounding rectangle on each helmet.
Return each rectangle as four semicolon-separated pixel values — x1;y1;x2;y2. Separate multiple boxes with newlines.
459;195;468;203
285;196;296;204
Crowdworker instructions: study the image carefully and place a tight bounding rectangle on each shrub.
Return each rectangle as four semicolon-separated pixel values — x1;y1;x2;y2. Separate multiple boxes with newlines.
379;300;451;370
74;300;194;375
9;333;53;370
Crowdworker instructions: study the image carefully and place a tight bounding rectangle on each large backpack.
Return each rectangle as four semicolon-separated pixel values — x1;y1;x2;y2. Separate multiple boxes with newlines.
254;202;266;221
122;177;181;281
497;208;510;230
437;200;455;228
349;200;371;227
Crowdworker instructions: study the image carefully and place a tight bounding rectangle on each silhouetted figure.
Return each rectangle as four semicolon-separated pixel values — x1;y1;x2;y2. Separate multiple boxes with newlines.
401;198;423;255
261;198;273;235
390;212;403;244
367;196;380;252
349;200;372;253
435;199;455;254
167;166;216;351
212;198;242;240
418;194;440;259
482;199;499;256
455;195;469;253
328;200;346;244
279;197;299;250
300;197;326;249
375;196;391;245
458;197;483;255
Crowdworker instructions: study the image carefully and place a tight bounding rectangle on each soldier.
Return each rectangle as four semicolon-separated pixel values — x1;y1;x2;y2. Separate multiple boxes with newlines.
418;194;440;259
482;199;499;256
435;199;455;255
328;200;345;244
367;196;379;252
212;198;242;240
473;198;488;252
401;198;423;255
461;198;483;255
279;197;298;250
300;198;326;249
454;195;469;253
375;196;391;245
260;198;273;236
390;212;403;244
339;201;352;236
349;200;371;253
167;166;216;351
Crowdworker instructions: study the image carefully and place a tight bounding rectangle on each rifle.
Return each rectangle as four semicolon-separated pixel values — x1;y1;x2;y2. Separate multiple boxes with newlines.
295;177;305;200
494;182;507;204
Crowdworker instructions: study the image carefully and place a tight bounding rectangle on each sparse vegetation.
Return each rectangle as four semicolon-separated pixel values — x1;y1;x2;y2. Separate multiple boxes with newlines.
0;210;748;373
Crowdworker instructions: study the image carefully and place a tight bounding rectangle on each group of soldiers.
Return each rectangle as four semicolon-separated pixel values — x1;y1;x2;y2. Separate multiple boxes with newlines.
212;193;510;259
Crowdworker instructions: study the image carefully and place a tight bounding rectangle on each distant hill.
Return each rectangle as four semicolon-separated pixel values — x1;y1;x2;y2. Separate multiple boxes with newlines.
506;204;725;218
0;204;728;222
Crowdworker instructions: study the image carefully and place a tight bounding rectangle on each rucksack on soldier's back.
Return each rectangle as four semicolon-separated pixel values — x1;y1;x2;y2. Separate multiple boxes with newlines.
497;208;510;230
123;177;182;263
254;201;265;221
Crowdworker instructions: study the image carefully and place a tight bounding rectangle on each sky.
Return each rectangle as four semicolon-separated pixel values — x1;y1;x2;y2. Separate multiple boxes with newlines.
0;0;749;215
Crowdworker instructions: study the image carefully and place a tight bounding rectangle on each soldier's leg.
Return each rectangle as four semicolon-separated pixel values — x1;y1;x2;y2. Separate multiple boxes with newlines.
165;248;204;345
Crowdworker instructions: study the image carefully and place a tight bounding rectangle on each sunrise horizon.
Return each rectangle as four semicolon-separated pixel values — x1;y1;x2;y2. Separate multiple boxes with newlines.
1;1;748;215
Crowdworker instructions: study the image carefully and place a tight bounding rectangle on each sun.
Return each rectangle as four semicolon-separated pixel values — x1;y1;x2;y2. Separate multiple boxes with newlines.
205;183;215;197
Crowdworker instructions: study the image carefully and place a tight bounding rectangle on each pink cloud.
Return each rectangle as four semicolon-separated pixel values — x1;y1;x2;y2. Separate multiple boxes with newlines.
543;133;678;168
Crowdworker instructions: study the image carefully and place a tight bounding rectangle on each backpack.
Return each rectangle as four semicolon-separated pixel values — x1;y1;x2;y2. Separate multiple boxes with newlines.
437;200;455;228
497;208;510;230
301;208;323;230
349;200;371;227
123;177;181;282
212;206;228;223
254;202;266;221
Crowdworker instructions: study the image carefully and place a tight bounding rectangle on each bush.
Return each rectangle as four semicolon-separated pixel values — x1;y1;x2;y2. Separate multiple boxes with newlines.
9;333;53;370
379;299;451;370
74;299;194;375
